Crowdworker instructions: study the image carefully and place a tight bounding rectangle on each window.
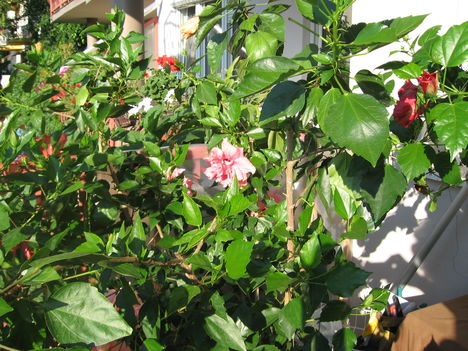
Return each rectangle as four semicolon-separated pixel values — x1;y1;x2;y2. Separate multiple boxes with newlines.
176;0;232;76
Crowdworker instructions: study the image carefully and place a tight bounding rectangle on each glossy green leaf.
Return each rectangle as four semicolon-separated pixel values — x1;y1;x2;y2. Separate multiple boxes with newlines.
266;271;293;293
225;240;254;279
260;81;305;125
75;85;89;106
196;81;218;105
431;22;468;67
207;32;229;73
22;266;61;285
355;70;391;104
341;216;368;240
432;151;462;185
431;102;468;161
233;57;300;98
44;282;132;346
309;330;331;351
326;262;370;297
277;298;304;340
320;300;352;322
332;328;357;351
317;88;341;129
323;93;389;166
128;213;147;258
361;288;390;311
362;164;407;222
205;314;247;351
259;13;285;41
300;235;321;270
301;87;323;127
245;31;278;62
182;194;202;227
0;297;13;317
393;62;422;79
2;228;27;252
397;143;432;180
196;13;225;47
30;252;108;269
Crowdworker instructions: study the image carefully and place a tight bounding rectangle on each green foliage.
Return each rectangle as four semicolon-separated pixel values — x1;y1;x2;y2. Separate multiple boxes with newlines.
0;2;466;351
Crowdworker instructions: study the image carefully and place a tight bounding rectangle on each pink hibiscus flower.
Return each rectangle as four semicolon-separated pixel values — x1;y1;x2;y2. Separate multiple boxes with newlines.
203;139;256;188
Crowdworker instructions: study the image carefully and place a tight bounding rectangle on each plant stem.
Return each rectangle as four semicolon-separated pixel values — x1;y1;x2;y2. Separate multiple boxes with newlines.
63;269;100;281
285;129;296;304
0;344;22;351
288;17;328;44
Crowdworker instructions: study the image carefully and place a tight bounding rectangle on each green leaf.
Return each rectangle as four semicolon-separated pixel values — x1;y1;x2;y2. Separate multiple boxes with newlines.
301;87;323;127
323;93;389;166
182;194;202;227
432;151;462;185
205;314;247;351
332;328;357;351
260;81;305;125
277;298;304;340
300;235;321;270
320;300;352;322
128;213;147;258
75;85;89;106
362;164;407;222
30;252;108;269
245;31;278;62
397;143;432;180
266;272;293;293
233;57;300;98
361;288;390;311
167;285;201;315
0;208;10;231
354;70;391;105
196;81;218;105
431;22;468;67
22;266;61;285
0;297;13;317
143;339;164;351
295;0;334;25
326;262;370;297
259;13;285;41
317;88;341;128
2;228;27;252
431;102;468;161
393;62;422;79
225;240;254;279
341;216;368;240
196;13;225;47
44;282;132;346
207;32;229;73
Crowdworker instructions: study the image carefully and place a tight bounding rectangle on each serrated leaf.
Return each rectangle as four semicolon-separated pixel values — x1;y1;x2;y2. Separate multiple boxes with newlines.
128;213;147;258
266;272;293;293
44;282;132;346
245;31;278;62
362;164;407;222
260;81;305;125
205;314;247;351
397;143;432;180
431;102;468;161
277;298;304;340
323;93;389;166
301;87;323;127
207;32;229;73
233;57;300;98
355;70;391;105
326;262;370;297
196;81;218;105
431;22;468;67
225;240;253;279
393;62;422;79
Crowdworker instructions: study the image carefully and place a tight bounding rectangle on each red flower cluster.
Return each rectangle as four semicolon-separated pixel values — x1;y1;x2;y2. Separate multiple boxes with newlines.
156;55;180;72
393;71;437;128
36;133;67;159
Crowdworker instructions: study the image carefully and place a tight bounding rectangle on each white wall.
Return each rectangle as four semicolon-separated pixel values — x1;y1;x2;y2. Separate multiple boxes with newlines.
350;0;468;305
156;0;183;57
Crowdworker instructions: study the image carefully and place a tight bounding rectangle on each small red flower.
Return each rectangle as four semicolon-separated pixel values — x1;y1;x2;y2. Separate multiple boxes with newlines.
417;71;438;95
156;55;180;72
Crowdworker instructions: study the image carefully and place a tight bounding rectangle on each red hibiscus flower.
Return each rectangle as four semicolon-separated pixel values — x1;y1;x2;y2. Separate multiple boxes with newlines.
416;71;438;95
393;80;422;128
156;55;180;72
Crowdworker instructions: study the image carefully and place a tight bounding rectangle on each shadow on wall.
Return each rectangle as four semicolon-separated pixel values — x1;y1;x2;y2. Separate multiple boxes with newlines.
352;180;468;307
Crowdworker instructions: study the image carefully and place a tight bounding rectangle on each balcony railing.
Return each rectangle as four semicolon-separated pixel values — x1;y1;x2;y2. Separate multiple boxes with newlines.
49;0;74;16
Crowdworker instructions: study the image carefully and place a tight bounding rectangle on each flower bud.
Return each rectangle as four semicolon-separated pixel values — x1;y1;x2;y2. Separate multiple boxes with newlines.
416;71;438;95
180;16;200;39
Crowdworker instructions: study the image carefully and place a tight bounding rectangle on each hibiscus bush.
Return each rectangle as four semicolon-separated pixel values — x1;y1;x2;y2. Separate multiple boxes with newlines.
0;1;467;350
